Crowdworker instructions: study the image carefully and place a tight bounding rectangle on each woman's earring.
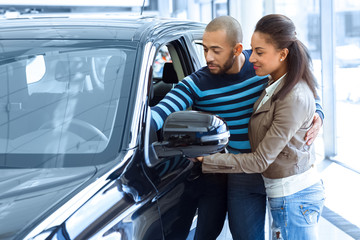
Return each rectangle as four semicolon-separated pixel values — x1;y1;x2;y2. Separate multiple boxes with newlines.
280;58;283;62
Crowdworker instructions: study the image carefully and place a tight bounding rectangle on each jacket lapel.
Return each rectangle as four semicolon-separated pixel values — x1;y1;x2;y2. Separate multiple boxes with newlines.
253;96;271;115
253;79;285;115
252;90;267;113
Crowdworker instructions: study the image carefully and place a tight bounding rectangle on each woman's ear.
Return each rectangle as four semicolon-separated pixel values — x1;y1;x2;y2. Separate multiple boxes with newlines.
281;48;289;61
234;43;243;56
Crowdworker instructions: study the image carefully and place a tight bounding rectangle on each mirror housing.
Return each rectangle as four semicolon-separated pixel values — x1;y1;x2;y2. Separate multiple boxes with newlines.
150;111;229;164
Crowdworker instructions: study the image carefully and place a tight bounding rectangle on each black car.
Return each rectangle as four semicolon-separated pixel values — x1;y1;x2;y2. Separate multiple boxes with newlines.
0;13;229;240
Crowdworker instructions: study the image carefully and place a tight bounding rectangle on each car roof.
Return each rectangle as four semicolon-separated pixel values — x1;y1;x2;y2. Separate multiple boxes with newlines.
0;12;206;41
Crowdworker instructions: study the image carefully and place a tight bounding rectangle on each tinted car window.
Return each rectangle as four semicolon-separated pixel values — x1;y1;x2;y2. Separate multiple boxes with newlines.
192;40;207;67
0;40;136;167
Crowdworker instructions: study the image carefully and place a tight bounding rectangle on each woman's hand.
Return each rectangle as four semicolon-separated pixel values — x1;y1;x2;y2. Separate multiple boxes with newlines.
188;156;204;162
196;156;204;162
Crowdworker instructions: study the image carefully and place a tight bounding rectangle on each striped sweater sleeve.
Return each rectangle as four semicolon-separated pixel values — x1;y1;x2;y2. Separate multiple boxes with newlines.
151;76;197;131
315;96;325;121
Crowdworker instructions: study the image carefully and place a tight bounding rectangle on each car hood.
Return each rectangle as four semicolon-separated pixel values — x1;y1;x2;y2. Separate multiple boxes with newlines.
0;167;97;240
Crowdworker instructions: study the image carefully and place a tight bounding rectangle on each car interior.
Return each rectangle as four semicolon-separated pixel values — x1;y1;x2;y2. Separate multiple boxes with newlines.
0;48;128;155
150;44;181;107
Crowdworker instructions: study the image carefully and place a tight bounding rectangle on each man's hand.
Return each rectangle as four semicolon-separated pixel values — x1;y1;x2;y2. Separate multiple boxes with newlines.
305;113;322;145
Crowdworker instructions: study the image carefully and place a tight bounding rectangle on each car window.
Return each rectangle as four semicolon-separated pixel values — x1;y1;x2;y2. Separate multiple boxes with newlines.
146;38;197;171
192;40;207;67
153;45;172;78
0;40;135;159
150;44;177;106
26;55;46;84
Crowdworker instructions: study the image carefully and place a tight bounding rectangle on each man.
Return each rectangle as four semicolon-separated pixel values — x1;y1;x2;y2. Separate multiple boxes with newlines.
151;16;323;240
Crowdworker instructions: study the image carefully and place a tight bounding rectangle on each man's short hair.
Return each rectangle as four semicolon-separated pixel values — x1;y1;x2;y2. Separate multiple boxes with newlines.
205;15;243;46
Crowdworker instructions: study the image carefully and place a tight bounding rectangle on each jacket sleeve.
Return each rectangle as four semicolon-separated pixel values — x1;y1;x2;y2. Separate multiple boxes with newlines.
201;93;314;174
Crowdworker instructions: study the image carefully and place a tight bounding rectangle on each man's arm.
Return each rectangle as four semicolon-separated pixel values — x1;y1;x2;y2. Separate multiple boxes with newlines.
151;77;196;130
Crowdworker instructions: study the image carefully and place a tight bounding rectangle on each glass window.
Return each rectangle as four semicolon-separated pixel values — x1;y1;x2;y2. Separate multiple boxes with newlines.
334;0;360;171
214;0;228;17
153;45;171;78
274;0;323;157
0;40;134;159
26;55;46;84
274;0;321;83
192;40;207;67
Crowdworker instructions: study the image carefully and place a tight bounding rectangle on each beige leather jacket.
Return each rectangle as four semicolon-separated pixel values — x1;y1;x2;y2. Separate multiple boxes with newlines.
202;80;316;179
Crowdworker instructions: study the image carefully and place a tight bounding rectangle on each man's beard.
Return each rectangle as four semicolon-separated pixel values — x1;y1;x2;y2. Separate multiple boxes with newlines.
208;54;235;75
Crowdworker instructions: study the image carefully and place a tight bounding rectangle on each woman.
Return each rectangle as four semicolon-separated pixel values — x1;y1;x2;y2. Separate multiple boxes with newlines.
196;14;325;240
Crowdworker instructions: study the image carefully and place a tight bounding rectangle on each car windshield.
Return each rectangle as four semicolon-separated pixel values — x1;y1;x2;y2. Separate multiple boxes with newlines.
0;39;136;168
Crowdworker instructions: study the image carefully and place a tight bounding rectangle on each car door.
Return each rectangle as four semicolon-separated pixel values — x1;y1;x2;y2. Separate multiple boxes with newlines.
40;163;165;240
143;33;206;239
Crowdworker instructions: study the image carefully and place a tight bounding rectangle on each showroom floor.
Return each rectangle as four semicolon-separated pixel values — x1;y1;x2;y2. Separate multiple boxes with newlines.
215;214;353;240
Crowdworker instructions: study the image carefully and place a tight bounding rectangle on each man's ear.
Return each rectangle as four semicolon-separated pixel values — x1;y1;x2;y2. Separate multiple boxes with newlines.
234;43;243;56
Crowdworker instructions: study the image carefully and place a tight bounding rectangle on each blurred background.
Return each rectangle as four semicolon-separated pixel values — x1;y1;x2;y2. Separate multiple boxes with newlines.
1;0;359;239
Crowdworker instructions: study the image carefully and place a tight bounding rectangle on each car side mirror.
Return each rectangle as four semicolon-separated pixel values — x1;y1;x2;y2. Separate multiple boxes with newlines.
146;111;229;167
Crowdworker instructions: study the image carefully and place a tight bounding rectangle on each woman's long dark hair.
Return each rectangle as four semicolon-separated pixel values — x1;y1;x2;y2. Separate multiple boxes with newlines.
254;14;318;100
